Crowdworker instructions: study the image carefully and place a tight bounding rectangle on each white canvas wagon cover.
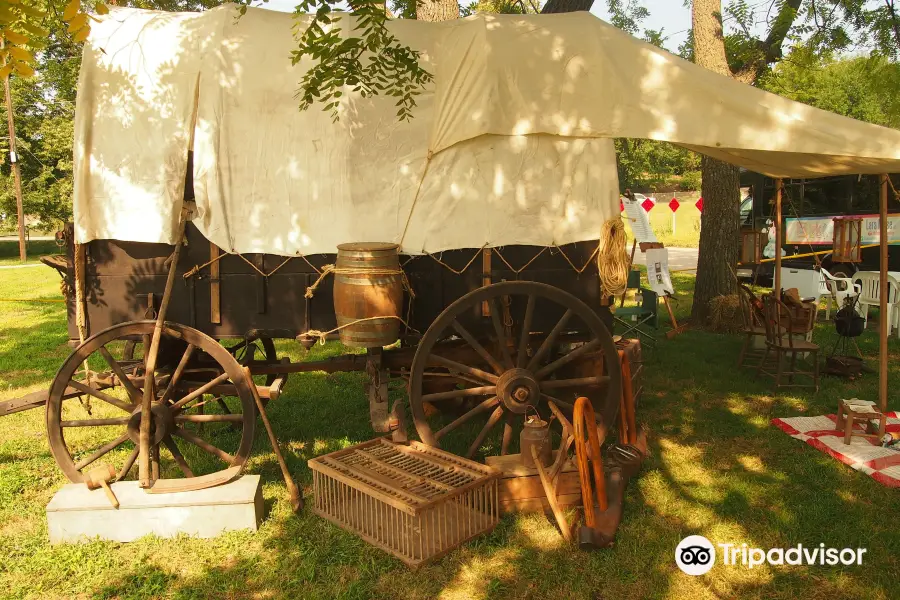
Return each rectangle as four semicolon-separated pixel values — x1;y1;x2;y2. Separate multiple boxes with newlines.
74;5;900;255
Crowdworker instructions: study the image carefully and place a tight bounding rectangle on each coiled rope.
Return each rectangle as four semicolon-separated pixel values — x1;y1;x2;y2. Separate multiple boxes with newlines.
597;217;629;299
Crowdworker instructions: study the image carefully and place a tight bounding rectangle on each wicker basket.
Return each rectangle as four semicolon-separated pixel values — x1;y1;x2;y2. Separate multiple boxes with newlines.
309;439;501;568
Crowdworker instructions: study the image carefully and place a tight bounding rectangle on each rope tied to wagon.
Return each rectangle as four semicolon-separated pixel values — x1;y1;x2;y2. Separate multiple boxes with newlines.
183;250;324;280
301;315;415;346
73;242;93;414
303;264;416;300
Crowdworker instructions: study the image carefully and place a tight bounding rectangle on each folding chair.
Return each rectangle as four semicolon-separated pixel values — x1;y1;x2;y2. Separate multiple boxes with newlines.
614;270;659;345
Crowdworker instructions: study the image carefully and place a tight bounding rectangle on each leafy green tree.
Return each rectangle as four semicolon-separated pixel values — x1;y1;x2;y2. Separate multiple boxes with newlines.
760;47;900;128
0;1;228;232
686;0;900;323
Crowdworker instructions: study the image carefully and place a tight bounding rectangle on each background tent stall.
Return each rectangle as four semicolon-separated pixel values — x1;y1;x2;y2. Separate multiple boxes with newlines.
12;5;896;493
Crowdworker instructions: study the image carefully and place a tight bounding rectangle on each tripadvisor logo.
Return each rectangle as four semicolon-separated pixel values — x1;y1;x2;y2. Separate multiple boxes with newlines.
676;536;867;575
675;535;716;576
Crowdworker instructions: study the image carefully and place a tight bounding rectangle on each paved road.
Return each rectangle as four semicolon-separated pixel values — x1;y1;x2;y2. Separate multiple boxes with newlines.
631;247;698;272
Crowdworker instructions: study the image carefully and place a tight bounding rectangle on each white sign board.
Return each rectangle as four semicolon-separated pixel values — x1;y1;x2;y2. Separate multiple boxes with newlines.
622;197;658;245
646;247;674;296
785;214;900;246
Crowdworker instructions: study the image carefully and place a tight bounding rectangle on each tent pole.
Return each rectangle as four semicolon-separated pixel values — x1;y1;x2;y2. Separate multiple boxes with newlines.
879;174;889;413
774;179;783;296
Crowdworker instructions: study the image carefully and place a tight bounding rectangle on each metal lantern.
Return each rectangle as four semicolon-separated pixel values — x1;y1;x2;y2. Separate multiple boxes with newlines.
740;229;768;264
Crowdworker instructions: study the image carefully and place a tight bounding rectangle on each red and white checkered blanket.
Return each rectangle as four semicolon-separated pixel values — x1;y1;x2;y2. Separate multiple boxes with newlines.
771;410;900;488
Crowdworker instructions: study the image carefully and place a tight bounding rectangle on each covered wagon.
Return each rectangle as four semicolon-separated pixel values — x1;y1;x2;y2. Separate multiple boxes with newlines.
11;5;900;496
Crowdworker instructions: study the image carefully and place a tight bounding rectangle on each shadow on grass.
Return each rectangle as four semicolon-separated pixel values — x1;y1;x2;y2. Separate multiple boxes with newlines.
4;295;900;599
65;326;899;600
0;318;71;391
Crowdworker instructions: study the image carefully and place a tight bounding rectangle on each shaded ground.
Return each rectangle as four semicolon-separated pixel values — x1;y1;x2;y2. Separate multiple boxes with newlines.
0;266;898;599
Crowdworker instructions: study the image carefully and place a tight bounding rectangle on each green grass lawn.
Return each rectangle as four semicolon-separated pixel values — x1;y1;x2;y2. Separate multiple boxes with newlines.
0;240;63;266
1;267;899;599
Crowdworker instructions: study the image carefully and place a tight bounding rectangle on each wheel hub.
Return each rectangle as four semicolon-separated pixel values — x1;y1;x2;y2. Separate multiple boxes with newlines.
497;368;540;414
126;403;174;446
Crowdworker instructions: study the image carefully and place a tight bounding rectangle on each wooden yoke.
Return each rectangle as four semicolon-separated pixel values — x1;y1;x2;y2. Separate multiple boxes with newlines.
138;208;190;488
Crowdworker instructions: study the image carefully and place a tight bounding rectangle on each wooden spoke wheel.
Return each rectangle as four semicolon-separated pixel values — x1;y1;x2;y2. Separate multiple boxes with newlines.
47;321;256;484
409;281;621;460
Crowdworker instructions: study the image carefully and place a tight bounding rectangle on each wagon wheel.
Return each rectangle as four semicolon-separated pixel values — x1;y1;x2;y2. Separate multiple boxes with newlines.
47;321;256;484
409;281;621;460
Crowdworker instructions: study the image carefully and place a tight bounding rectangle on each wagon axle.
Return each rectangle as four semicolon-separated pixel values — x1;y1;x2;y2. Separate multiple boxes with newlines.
125;404;172;446
497;369;540;414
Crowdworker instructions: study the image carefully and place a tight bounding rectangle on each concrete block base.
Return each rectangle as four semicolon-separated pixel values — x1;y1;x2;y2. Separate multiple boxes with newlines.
47;475;263;544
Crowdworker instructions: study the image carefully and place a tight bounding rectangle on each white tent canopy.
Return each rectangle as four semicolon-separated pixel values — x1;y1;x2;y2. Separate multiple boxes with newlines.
74;5;900;256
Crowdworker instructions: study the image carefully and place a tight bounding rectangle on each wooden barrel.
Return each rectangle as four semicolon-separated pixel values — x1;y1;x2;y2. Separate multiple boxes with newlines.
333;242;403;348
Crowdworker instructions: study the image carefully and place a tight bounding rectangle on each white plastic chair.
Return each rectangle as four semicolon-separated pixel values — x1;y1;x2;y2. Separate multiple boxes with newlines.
852;272;900;338
819;267;861;320
780;267;822;303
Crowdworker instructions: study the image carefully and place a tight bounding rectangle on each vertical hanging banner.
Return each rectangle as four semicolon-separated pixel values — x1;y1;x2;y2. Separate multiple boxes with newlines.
622;195;659;244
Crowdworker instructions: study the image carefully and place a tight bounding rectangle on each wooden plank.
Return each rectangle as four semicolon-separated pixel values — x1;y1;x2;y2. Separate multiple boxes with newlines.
210;242;221;324
879;174;889;413
481;247;491;316
485;452;575;478
774;179;783;294
499;492;582;514
498;471;581;502
0;390;50;416
0;380;121;418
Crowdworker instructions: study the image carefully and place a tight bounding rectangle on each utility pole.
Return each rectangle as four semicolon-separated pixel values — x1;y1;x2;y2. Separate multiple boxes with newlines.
1;40;26;262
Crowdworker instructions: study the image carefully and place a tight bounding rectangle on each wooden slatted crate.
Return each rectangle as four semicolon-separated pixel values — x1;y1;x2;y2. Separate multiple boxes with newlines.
308;439;501;568
485;453;582;514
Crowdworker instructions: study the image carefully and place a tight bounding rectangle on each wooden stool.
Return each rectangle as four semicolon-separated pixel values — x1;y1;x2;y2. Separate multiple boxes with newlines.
836;399;887;445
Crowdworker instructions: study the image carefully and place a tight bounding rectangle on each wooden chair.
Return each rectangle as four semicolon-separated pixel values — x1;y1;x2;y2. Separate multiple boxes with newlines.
737;284;766;368
756;295;820;391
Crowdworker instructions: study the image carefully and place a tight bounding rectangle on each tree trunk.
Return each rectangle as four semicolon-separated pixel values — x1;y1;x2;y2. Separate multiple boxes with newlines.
690;0;740;324
541;0;594;13
692;156;740;323
416;0;459;21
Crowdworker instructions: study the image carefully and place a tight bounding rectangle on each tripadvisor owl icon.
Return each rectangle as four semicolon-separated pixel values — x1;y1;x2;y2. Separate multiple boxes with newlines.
675;535;716;576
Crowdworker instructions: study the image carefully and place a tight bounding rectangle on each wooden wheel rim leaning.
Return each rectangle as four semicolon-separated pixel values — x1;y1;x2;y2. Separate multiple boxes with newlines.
408;281;621;456
47;320;256;483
